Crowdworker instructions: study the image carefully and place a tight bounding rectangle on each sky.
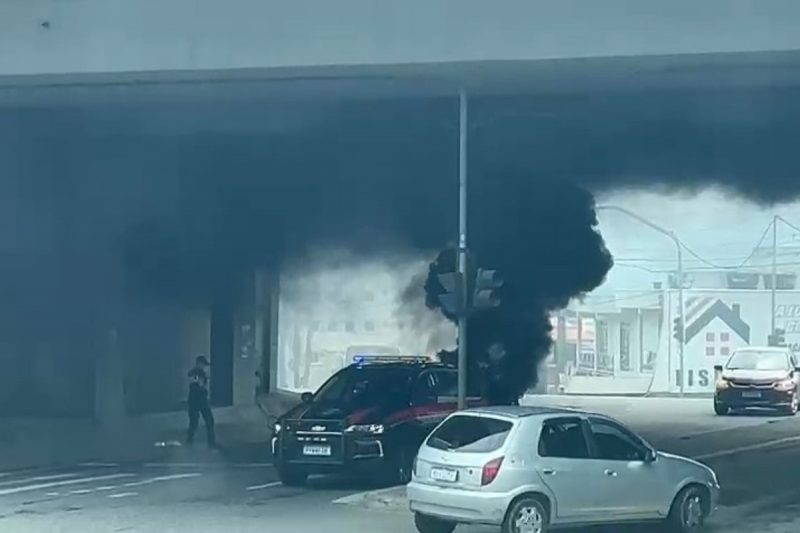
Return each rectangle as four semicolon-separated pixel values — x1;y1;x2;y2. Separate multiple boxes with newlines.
594;188;800;291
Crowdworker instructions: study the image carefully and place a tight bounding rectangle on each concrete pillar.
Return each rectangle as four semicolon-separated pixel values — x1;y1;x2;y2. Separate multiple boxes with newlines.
94;327;126;426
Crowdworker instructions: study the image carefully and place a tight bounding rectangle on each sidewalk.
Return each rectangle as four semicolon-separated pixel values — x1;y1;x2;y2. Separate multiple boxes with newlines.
336;486;800;532
0;392;298;471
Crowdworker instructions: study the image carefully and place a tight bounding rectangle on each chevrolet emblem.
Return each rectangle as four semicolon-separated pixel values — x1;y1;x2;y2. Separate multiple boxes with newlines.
311;425;326;432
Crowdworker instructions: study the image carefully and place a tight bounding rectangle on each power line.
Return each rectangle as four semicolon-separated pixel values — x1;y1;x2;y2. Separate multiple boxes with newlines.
677;219;774;270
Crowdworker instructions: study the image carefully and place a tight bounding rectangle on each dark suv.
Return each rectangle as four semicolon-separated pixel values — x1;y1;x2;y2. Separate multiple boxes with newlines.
714;347;800;415
271;356;483;486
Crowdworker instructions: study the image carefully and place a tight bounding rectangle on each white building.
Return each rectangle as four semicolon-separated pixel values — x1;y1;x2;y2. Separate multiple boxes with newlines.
557;286;800;395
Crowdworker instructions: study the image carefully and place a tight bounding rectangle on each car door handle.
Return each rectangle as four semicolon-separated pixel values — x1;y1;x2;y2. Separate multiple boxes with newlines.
541;469;556;476
604;469;618;477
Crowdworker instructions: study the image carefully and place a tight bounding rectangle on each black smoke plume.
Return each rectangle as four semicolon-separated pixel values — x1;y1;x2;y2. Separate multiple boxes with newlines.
424;181;612;404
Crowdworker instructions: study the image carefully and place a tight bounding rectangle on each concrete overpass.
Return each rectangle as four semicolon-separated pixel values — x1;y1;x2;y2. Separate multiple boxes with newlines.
2;1;800;421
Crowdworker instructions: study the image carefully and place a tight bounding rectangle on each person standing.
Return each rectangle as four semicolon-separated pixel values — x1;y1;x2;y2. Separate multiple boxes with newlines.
187;356;217;448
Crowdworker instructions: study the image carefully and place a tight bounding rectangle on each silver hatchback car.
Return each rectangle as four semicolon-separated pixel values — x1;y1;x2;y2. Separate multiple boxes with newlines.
407;406;719;533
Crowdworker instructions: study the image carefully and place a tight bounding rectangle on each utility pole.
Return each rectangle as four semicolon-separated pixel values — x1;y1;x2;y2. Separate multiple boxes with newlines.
676;237;686;397
457;89;469;410
771;215;778;337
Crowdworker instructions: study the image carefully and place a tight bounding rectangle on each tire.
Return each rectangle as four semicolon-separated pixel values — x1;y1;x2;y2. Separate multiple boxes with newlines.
413;513;456;533
713;402;729;416
665;485;708;533
277;464;308;487
387;447;414;486
502;495;550;533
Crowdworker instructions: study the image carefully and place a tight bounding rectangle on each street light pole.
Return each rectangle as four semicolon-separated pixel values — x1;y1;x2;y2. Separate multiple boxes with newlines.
771;215;778;336
595;205;685;396
457;89;469;410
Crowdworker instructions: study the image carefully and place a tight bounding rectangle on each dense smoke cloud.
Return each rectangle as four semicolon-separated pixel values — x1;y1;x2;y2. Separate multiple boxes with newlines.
3;88;800;408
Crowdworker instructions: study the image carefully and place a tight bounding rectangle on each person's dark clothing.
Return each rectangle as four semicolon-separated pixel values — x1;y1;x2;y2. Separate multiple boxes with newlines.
187;367;216;447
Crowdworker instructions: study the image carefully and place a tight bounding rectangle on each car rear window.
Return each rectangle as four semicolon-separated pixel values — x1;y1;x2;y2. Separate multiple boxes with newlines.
427;415;513;453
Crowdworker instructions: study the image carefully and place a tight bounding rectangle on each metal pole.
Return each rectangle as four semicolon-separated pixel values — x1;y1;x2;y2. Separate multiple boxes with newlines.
771;215;778;336
457;89;469;410
676;236;686;397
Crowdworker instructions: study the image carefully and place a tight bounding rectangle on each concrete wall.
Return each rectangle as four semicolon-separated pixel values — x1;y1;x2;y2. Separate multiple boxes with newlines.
2;0;800;78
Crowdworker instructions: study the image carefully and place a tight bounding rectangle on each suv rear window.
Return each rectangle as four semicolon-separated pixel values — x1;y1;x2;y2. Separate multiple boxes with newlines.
427;415;513;453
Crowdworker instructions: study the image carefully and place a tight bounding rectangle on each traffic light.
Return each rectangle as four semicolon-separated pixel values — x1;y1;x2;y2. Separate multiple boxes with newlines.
436;272;465;316
768;328;786;347
673;316;684;343
473;268;504;309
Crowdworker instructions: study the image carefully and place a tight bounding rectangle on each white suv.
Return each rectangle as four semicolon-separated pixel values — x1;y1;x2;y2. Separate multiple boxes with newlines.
407;406;719;533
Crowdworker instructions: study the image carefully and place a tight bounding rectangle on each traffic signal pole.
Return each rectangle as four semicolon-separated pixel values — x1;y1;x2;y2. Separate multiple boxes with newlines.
457;89;469;410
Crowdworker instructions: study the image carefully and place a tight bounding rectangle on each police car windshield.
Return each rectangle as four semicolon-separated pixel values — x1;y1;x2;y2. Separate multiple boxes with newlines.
313;366;412;407
726;351;790;371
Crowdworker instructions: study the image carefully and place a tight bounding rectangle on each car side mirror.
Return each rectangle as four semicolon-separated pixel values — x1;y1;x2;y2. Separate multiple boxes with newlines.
300;392;313;404
795;367;800;373
713;365;723;372
645;449;658;463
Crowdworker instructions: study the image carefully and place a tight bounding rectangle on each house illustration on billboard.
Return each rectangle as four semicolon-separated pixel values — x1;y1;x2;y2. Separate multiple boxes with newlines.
683;297;751;358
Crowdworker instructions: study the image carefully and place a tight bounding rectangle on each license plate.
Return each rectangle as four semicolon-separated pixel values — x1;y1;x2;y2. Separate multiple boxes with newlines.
430;467;458;483
742;391;762;399
303;445;331;456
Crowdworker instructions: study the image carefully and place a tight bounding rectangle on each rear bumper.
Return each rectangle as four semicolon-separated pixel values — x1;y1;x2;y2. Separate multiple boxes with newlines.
406;480;511;525
715;388;794;409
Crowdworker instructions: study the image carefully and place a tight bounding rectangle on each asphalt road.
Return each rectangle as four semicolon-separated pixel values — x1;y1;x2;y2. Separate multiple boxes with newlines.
2;396;800;532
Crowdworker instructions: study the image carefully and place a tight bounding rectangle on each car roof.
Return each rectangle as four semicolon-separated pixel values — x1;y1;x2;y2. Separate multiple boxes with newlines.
460;405;588;419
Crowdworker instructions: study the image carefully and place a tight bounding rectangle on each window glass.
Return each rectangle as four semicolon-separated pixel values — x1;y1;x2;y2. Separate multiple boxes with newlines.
538;418;590;459
589;418;647;461
427;415;513;453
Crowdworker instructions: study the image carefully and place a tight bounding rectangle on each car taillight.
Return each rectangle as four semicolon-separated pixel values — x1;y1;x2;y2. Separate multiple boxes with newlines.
481;457;504;486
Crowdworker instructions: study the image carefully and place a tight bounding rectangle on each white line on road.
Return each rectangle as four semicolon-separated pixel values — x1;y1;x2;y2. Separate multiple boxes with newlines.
142;462;272;468
94;486;116;491
0;473;134;497
695;435;800;460
0;473;78;487
68;489;94;495
246;481;282;491
333;486;405;505
108;492;138;499
45;492;60;497
79;463;118;468
122;473;201;487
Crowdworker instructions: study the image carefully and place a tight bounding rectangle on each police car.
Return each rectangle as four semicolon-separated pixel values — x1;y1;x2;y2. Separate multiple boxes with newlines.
271;355;483;486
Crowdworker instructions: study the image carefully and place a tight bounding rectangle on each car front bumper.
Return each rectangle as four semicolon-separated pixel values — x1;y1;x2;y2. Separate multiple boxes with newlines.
272;433;388;475
407;480;512;525
715;388;794;409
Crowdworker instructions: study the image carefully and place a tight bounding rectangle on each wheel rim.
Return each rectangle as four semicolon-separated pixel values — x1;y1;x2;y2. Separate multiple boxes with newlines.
514;504;543;533
681;492;704;529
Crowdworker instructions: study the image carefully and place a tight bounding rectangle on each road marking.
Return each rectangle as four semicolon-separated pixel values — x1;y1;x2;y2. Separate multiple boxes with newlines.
122;473;201;487
68;489;94;495
246;481;282;491
0;473;78;487
0;473;134;497
142;462;272;468
79;462;118;468
45;492;60;497
333;486;404;505
94;486;116;491
108;492;138;499
695;435;800;460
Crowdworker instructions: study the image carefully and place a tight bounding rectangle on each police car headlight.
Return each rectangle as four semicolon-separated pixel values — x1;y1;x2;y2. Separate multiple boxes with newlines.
273;423;282;434
345;424;384;435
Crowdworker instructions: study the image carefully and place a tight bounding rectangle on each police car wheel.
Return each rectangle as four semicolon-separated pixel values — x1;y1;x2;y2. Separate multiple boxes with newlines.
278;466;308;487
390;448;414;485
414;513;456;533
